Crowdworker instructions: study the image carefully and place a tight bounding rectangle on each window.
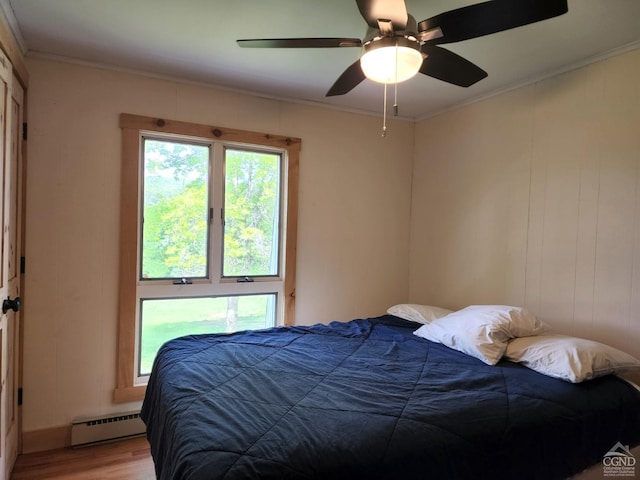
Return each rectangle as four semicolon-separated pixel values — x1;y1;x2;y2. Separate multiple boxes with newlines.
116;114;301;402
141;138;210;280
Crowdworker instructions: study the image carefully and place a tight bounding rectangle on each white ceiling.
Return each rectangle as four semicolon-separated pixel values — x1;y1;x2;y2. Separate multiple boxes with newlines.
4;0;640;119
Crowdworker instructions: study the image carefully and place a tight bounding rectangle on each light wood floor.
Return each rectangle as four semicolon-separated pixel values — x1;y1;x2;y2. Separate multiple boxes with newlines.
11;436;156;480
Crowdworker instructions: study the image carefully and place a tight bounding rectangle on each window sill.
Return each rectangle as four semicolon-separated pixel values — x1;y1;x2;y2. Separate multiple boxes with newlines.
113;385;146;403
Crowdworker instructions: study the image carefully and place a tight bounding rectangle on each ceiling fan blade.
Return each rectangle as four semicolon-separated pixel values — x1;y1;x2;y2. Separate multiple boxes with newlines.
420;46;488;87
237;38;362;48
355;0;408;30
326;60;366;97
418;0;568;45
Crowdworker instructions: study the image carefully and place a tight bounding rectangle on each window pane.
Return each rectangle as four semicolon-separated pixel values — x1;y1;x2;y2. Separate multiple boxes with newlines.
223;149;281;277
141;139;209;279
139;295;276;375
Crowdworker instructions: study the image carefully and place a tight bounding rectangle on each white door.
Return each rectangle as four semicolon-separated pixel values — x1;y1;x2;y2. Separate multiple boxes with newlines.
0;52;23;480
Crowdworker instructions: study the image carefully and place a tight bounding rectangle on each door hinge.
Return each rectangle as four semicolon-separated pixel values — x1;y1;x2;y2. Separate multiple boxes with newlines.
22;122;27;141
20;256;25;274
17;388;23;406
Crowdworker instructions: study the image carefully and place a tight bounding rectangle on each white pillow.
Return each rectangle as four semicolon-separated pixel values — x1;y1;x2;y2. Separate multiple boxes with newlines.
387;304;453;324
413;305;548;365
505;334;640;383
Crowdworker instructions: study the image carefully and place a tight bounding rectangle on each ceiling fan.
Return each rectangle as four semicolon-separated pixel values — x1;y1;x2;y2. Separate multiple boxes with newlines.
237;0;569;97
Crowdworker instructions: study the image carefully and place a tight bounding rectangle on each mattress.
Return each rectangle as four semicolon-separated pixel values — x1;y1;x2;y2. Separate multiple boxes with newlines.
141;315;640;479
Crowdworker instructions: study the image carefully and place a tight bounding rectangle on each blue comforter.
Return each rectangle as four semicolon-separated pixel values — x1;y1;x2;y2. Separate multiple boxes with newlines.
142;315;640;479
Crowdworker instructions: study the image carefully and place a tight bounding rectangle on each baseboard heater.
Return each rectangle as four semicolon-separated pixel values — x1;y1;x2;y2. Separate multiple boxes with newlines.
71;411;146;446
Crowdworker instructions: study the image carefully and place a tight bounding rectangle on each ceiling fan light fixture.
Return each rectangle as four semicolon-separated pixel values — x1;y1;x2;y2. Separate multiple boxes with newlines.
360;36;423;84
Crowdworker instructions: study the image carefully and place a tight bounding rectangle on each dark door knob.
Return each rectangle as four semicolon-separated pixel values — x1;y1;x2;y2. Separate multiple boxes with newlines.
2;296;20;314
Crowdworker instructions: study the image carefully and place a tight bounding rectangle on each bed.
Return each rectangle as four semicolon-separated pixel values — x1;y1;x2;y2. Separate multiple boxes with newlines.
141;310;640;480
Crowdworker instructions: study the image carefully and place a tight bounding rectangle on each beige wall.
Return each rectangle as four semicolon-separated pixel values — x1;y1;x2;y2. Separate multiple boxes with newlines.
410;48;640;359
23;58;414;433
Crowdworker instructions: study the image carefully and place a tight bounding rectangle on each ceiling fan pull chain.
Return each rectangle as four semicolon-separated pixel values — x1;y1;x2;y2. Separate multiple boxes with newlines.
382;82;388;137
394;43;399;117
394;82;399;117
